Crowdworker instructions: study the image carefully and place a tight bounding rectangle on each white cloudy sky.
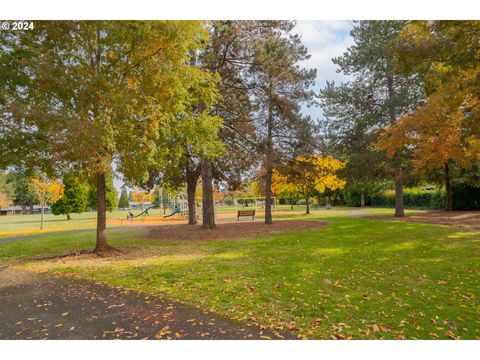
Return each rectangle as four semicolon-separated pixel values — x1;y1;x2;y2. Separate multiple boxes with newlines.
113;21;355;191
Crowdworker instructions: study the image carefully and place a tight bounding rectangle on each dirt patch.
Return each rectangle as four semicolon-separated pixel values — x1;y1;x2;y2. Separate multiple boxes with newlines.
366;210;480;229
0;268;296;339
145;220;324;242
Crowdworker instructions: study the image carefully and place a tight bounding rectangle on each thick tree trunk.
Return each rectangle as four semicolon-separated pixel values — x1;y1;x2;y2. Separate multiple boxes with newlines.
306;196;310;214
290;199;294;210
186;165;200;225
21;204;26;215
445;162;453;211
95;172;108;253
360;192;366;208
394;164;405;217
201;159;215;229
29;202;34;214
40;205;44;230
67;214;71;220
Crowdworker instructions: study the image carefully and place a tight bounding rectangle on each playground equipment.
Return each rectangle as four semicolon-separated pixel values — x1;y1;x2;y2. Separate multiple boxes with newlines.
234;196;277;211
127;192;189;220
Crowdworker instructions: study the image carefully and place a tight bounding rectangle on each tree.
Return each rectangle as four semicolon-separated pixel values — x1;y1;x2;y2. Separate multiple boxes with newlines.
278;155;346;214
378;84;470;211
6;168;37;214
87;177;118;212
248;21;317;224
28;176;64;230
402;23;480;152
0;191;11;211
1;21;221;253
199;21;259;228
271;169;300;209
130;191;155;210
51;172;89;220
118;186;129;210
320;21;424;217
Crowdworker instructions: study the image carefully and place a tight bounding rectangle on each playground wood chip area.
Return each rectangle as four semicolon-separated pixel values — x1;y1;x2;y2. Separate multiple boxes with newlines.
145;220;324;242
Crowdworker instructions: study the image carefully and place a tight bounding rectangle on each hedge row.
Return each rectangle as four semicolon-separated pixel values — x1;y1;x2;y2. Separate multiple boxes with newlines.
369;189;445;209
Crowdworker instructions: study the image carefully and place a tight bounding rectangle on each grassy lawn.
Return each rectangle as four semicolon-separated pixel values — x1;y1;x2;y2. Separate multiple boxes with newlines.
0;210;136;239
5;210;477;339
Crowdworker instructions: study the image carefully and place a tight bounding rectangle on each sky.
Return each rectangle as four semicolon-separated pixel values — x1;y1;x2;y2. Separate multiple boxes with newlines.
113;21;355;192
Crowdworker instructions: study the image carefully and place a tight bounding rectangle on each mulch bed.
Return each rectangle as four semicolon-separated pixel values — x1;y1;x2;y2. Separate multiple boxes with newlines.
366;210;480;229
146;220;324;241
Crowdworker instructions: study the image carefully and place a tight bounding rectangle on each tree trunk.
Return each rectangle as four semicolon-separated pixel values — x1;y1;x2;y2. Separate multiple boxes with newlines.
306;196;310;214
394;164;405;217
290;199;294;210
29;202;34;214
264;81;274;225
265;164;273;224
95;172;108;253
67;214;71;220
40;204;44;230
21;204;26;215
445;161;453;211
201;159;215;229
360;192;366;208
186;165;200;225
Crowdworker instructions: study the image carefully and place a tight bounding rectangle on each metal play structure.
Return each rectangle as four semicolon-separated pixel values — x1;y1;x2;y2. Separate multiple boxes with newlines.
128;191;188;220
233;196;277;211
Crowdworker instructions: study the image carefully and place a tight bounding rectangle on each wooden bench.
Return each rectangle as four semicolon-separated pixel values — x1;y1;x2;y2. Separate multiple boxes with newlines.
237;209;255;221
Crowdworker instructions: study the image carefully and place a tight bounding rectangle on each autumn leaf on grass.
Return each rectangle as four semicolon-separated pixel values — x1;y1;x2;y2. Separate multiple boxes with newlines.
332;280;343;288
438;280;449;286
445;331;460;340
287;321;296;330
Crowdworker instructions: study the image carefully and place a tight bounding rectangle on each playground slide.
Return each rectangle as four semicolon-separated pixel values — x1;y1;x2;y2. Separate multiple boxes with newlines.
130;200;161;218
163;209;180;218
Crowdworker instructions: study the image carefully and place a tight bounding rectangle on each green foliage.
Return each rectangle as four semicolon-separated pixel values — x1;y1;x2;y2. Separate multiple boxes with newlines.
451;184;480;210
51;173;89;217
117;186;130;210
370;188;445;209
87;177;118;212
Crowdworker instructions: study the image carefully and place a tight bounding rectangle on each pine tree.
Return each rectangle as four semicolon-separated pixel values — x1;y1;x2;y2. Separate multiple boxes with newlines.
320;21;424;217
118;186;129;210
248;21;317;224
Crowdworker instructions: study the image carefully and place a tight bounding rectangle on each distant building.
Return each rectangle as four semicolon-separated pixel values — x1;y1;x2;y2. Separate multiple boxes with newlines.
0;205;50;216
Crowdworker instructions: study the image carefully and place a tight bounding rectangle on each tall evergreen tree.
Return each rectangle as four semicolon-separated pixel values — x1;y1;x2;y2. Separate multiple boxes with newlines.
248;21;317;224
118;185;130;210
320;21;424;217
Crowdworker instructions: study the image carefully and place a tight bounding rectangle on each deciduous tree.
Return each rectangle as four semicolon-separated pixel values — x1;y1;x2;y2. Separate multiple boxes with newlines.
51;172;89;220
1;21;221;253
29;175;64;230
278;155;346;214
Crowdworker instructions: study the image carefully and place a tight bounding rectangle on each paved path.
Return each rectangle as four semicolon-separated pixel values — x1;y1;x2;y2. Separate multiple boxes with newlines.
0;268;294;340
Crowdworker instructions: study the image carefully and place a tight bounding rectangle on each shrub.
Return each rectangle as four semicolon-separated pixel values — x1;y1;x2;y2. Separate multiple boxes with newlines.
370;188;445;209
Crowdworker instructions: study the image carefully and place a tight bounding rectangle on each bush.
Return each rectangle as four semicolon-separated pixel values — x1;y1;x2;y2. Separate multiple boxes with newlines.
452;184;480;210
370;188;445;209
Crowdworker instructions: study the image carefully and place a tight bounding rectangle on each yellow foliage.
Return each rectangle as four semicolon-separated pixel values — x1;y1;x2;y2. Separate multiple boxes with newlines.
275;155;346;200
29;177;64;207
130;191;155;205
0;191;12;209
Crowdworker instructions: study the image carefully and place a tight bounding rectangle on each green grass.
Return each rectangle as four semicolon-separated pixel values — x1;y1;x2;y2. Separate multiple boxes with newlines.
0;210;135;238
9;212;478;339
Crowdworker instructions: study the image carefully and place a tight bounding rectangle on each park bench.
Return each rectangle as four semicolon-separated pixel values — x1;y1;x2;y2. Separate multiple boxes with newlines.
237;209;255;221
